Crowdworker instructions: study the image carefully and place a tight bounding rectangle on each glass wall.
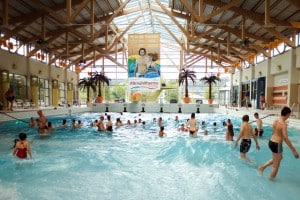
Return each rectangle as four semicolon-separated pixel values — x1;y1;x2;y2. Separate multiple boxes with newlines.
9;74;27;100
38;78;49;107
59;82;66;104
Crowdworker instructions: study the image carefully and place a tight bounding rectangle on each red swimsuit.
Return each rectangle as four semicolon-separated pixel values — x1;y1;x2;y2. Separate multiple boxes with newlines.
16;142;27;159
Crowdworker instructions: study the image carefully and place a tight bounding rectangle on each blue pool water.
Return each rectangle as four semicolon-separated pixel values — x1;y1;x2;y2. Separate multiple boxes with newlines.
0;112;299;200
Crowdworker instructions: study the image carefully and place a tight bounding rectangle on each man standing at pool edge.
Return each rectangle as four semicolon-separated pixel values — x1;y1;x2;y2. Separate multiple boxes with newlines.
258;106;299;181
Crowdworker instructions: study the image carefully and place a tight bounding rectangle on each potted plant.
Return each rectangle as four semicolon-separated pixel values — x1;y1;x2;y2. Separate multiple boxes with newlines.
178;68;196;103
91;71;110;103
200;74;221;104
78;77;97;105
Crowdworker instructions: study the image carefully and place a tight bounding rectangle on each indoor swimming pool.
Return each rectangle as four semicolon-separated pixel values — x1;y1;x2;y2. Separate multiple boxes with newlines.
0;112;299;200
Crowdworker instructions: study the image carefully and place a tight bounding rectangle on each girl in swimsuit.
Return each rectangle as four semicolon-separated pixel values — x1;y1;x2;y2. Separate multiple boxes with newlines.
13;132;32;159
226;119;234;141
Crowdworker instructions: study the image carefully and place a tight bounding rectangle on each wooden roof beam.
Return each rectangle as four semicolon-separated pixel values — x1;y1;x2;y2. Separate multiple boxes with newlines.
205;0;294;47
155;0;191;40
6;0;82;25
68;0;90;23
31;0;67;24
107;14;141;51
0;17;38;41
2;0;8;26
90;0;130;41
181;0;239;23
265;0;270;25
48;44;79;65
80;52;127;72
27;30;68;57
154;15;186;51
90;0;94;38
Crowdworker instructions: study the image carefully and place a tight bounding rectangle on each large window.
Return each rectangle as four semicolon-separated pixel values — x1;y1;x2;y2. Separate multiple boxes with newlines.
9;74;27;100
38;78;49;106
59;82;66;104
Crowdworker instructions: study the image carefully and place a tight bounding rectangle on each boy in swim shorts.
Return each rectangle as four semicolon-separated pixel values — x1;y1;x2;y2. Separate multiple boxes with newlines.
235;115;260;162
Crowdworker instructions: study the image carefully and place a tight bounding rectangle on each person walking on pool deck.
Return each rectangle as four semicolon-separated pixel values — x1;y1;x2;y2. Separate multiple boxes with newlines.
242;94;251;109
4;88;15;111
235;115;260;162
258;106;299;181
259;93;266;110
13;132;32;159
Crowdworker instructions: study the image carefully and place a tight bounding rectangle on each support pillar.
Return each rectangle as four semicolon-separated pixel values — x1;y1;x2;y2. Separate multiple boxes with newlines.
67;82;73;106
0;70;10;110
30;75;38;108
52;79;59;107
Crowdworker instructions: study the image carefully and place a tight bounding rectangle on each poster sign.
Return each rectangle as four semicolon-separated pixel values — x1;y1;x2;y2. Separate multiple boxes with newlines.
128;34;161;78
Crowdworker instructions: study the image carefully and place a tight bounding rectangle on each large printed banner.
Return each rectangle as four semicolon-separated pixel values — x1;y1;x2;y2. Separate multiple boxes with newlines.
127;34;161;101
128;33;161;78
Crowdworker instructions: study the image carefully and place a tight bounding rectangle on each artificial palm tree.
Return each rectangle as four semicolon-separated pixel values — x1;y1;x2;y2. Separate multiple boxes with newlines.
178;68;196;103
78;77;96;103
91;71;110;103
200;74;221;104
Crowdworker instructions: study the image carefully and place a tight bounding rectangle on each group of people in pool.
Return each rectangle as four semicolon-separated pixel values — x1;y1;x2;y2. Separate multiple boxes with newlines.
171;108;298;181
11;106;298;181
28;110;55;133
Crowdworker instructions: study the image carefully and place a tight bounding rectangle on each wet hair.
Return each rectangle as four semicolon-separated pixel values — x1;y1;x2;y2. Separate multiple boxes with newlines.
281;106;291;116
138;48;146;55
242;115;250;122
254;112;259;117
19;132;27;141
107;115;111;121
191;113;195;118
62;119;67;124
48;122;52;127
160;126;164;131
13;138;19;148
